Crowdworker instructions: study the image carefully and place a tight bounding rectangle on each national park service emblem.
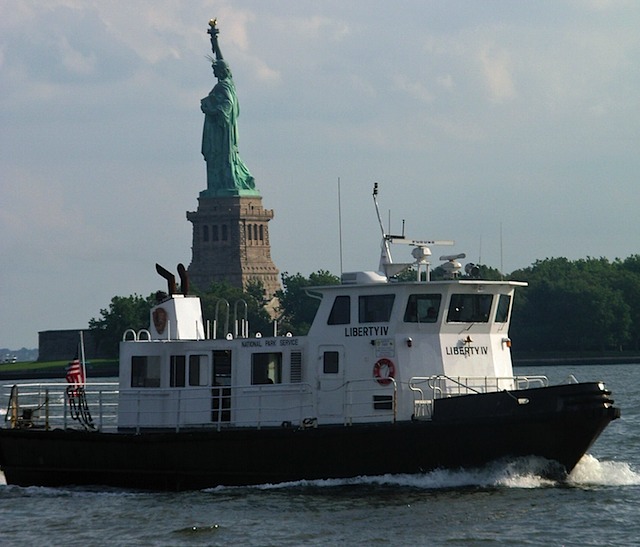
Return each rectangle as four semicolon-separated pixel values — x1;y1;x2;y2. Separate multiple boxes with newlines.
153;307;168;334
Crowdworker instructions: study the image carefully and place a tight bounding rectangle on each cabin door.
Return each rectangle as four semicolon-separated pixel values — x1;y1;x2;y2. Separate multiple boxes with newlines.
317;345;345;422
212;350;231;423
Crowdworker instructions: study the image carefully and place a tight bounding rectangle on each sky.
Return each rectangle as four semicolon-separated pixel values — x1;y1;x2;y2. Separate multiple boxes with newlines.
2;0;640;350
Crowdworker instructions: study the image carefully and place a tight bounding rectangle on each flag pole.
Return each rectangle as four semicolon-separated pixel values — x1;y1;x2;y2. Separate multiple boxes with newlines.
79;330;87;384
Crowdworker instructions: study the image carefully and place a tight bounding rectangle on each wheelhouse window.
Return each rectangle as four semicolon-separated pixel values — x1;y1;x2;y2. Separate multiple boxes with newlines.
359;294;395;323
323;351;339;374
404;294;442;323
447;294;494;323
251;352;282;385
131;356;161;388
328;295;350;325
495;294;512;323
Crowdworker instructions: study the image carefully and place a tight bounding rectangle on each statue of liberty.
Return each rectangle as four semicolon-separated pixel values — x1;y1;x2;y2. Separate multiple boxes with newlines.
201;19;258;197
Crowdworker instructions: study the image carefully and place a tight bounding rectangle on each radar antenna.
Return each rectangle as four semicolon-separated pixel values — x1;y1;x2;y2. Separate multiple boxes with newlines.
439;253;466;279
372;184;455;281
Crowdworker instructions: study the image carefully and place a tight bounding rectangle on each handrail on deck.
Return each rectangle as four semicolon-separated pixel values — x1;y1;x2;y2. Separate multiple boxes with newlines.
408;374;549;420
1;382;119;432
343;377;397;424
2;378;401;433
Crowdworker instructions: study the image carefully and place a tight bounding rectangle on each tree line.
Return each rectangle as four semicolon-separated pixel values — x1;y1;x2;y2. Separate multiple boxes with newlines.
88;255;640;357
509;255;640;353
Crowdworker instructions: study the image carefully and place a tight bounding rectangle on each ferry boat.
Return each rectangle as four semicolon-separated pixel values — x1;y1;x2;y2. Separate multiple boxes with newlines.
0;187;620;490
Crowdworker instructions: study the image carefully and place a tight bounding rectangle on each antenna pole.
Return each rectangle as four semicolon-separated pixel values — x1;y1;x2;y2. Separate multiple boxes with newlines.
373;183;393;272
500;222;504;280
337;177;344;275
373;183;386;237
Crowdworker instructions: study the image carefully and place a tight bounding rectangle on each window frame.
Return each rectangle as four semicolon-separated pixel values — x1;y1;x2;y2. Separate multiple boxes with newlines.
251;352;283;385
358;294;395;323
323;351;340;374
495;294;512;323
328;295;351;325
404;293;442;323
131;355;161;388
446;293;494;323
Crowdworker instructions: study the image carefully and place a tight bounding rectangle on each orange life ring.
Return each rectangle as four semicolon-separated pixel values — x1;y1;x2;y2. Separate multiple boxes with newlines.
373;358;395;385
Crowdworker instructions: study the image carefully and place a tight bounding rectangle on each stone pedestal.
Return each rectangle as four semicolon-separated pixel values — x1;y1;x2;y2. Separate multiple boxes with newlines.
186;196;280;298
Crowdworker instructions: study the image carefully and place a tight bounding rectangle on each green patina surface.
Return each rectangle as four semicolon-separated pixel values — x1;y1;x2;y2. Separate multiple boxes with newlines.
201;19;260;198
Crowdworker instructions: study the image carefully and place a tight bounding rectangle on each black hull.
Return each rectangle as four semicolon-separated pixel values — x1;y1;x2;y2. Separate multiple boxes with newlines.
0;382;619;490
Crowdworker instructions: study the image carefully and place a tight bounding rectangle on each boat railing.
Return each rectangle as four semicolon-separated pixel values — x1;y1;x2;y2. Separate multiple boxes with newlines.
118;383;317;432
343;378;397;425
228;382;315;430
6;374;545;431
116;378;398;430
409;375;549;420
1;379;400;432
1;382;120;432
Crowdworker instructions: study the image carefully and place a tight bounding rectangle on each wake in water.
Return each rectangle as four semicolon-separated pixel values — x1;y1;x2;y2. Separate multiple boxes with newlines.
220;454;640;492
568;454;640;487
2;455;638;495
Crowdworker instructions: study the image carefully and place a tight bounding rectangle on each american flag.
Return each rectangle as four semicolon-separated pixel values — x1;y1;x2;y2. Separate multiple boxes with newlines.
66;359;85;386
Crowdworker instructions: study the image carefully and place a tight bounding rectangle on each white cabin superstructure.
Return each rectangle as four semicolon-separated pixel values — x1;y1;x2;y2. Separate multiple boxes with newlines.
117;270;527;431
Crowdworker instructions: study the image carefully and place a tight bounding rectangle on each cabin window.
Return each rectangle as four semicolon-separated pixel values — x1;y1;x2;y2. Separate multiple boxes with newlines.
222;224;228;241
323;351;339;374
170;355;186;387
404;294;441;323
131;356;161;388
212;225;219;241
495;294;512;323
328;296;350;325
359;294;395;323
203;225;209;242
213;350;231;386
189;354;209;386
447;294;494;323
251;352;282;384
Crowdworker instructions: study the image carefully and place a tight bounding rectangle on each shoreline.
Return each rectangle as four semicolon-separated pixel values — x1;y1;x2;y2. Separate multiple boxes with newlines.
512;353;640;367
0;363;119;381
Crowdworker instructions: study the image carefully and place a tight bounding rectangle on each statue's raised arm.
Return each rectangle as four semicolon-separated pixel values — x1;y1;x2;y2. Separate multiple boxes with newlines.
208;19;223;61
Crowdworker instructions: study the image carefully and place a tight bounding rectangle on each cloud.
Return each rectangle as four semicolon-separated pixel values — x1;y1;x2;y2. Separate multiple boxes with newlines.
478;44;516;103
394;74;435;104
